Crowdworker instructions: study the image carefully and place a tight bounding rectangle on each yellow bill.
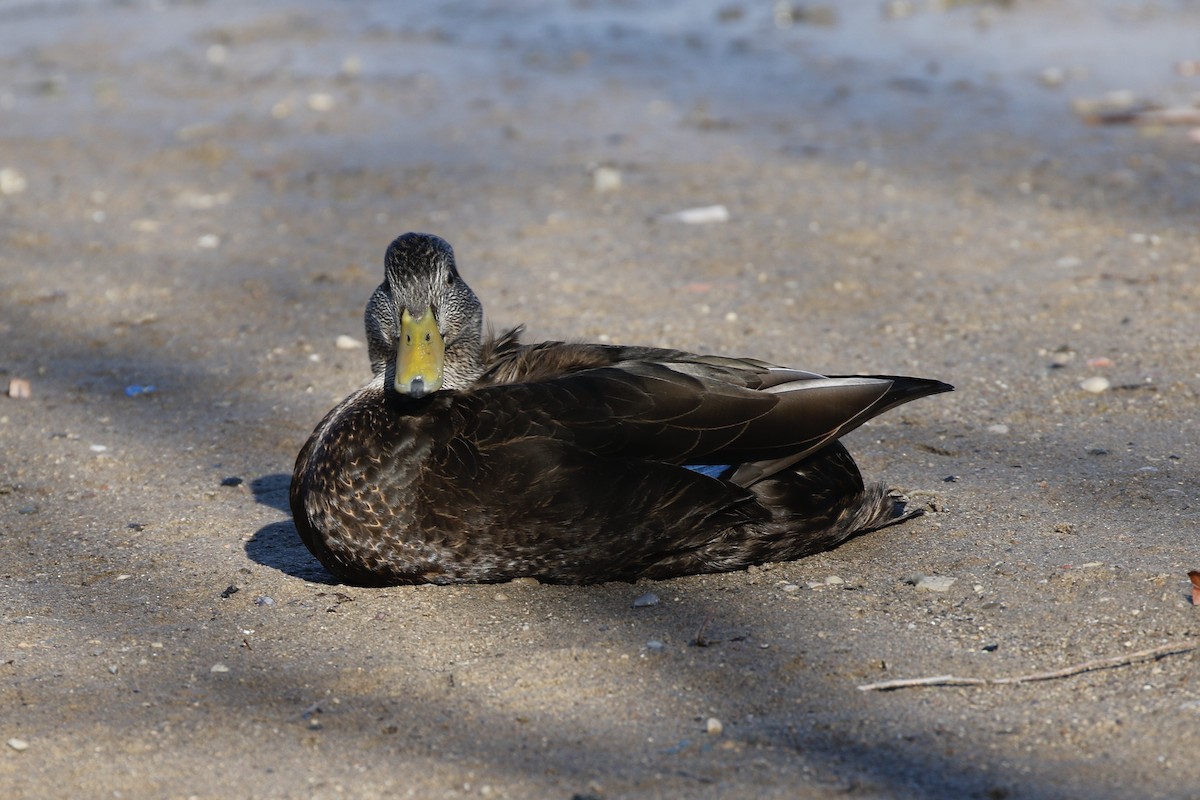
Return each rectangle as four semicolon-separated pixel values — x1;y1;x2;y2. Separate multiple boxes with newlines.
394;307;444;398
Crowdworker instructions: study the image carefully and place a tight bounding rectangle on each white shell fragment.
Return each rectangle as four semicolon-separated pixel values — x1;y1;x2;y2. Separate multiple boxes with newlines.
663;204;730;224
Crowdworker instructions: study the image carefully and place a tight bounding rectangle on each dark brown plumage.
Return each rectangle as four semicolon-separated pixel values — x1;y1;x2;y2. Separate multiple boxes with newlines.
290;232;952;585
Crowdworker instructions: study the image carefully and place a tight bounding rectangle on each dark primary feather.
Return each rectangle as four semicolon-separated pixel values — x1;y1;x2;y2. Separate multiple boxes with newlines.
290;232;953;585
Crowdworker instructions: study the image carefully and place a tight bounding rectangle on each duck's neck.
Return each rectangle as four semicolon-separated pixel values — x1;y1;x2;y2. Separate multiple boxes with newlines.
442;335;485;391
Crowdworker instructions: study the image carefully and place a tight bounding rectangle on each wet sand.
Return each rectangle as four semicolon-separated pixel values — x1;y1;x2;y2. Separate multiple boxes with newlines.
3;1;1200;797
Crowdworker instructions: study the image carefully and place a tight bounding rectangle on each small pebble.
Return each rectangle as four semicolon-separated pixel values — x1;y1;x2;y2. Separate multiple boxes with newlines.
335;334;363;350
255;596;275;607
210;663;230;673
89;444;108;453
780;583;800;593
107;664;119;675
914;575;957;593
632;592;660;608
177;190;230;210
307;93;335;112
1049;349;1075;366
7;377;31;399
986;424;1009;434
1039;66;1066;88
341;55;363;77
592;166;622;192
220;476;243;487
805;575;846;590
6;738;29;752
0;167;27;195
645;639;666;650
706;717;723;735
1081;376;1110;394
197;234;220;249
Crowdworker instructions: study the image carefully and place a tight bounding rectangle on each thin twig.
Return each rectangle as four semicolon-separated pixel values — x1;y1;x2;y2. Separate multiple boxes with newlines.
858;640;1199;692
690;611;715;647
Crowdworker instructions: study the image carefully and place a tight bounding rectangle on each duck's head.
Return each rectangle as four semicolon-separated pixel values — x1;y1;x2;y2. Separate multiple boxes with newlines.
365;232;485;397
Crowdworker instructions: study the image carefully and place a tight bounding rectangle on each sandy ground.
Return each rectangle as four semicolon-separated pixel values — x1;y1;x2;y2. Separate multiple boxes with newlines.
3;1;1200;797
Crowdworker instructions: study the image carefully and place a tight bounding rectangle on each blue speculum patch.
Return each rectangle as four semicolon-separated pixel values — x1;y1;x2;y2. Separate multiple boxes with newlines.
686;464;733;479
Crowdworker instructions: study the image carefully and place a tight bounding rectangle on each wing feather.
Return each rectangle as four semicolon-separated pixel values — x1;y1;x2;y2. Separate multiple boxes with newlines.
456;341;951;486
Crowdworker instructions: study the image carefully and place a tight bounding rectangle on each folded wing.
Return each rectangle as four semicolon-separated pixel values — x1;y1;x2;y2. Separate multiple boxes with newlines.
462;343;951;487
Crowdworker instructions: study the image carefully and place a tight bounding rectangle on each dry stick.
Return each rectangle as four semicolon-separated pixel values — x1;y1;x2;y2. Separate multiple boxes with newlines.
858;640;1199;692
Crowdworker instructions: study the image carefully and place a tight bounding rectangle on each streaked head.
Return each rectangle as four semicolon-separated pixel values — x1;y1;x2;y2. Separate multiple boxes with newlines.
364;233;485;395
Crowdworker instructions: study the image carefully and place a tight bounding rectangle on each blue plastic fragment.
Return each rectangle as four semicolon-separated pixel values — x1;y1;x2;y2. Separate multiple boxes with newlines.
124;384;156;397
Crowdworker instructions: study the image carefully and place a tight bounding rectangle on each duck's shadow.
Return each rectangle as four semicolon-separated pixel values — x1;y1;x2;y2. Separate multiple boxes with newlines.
245;473;337;584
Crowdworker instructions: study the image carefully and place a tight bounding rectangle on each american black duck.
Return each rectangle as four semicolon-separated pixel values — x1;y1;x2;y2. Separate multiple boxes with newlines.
291;232;952;585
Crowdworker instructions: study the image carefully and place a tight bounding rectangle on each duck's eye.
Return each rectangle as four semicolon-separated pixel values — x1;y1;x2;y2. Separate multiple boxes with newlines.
446;274;455;286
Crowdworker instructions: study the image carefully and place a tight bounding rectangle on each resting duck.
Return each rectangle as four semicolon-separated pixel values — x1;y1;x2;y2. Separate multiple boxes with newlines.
290;233;952;585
